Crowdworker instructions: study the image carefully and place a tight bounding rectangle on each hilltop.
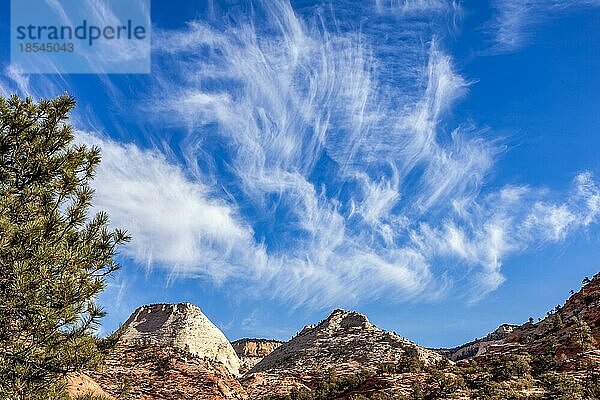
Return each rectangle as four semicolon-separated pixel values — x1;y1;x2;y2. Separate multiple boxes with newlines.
68;273;600;399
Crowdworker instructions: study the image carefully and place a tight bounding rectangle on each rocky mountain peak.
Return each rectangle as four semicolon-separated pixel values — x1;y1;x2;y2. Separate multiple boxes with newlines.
243;308;445;397
119;303;241;376
319;309;372;331
67;273;599;399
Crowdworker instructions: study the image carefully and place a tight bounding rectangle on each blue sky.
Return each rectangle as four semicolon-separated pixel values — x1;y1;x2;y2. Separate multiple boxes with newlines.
1;0;599;348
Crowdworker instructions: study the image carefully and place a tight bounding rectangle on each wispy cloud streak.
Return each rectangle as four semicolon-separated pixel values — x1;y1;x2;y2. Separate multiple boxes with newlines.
2;0;598;307
123;0;600;304
488;0;600;52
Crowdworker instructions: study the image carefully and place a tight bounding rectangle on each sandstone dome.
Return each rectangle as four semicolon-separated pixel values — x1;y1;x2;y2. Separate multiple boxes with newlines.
119;303;241;376
250;308;445;374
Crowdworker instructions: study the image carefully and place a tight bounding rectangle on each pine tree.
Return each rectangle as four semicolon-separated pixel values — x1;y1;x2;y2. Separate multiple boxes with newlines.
0;94;130;399
553;312;564;332
571;317;596;352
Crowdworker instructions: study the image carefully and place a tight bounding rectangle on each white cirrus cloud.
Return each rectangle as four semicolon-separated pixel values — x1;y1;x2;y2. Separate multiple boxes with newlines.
487;0;600;53
413;173;600;300
77;131;268;283
374;0;459;14
3;0;598;307
133;0;599;304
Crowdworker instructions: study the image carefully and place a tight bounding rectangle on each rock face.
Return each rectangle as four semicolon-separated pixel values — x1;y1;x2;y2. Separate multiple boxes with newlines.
88;344;247;400
441;323;518;361
120;303;241;376
66;274;600;399
231;339;283;374
435;272;600;377
250;309;444;373
477;273;600;367
67;373;115;400
242;309;446;397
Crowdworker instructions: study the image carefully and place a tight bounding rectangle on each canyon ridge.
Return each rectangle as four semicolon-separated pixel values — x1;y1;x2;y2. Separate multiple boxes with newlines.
68;273;600;399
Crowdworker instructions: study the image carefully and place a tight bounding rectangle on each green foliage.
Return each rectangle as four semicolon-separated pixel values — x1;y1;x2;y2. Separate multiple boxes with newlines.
469;380;507;400
487;354;532;382
396;349;426;373
423;370;466;399
540;372;584;400
377;348;425;375
457;356;541;399
571;317;596;352
410;381;424;400
109;378;133;399
377;362;396;374
582;368;600;399
456;359;479;376
270;370;373;400
531;353;556;377
0;95;129;399
423;358;451;373
552;313;564;332
531;342;557;376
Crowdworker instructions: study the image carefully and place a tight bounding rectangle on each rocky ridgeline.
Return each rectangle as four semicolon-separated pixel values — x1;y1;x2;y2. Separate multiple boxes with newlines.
250;309;444;373
440;323;518;361
67;273;600;399
120;303;241;376
436;273;600;367
68;303;248;400
242;309;446;398
231;339;283;374
473;273;600;366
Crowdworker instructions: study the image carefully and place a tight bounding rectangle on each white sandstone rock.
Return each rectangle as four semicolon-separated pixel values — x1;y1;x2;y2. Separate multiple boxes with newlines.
120;303;241;376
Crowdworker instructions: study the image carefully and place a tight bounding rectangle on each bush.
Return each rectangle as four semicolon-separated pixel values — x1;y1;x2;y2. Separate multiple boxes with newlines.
423;370;466;399
531;353;556;376
272;370;373;400
583;369;600;399
540;372;584;400
571;317;596;352
487;354;531;381
396;348;425;373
